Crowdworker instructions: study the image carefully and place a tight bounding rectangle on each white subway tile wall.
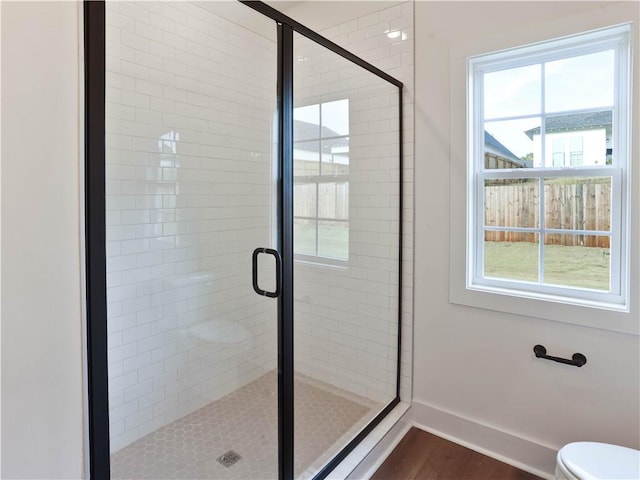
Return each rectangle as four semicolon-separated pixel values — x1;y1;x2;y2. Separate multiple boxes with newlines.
293;38;400;403
105;0;414;455
349;1;413;405
293;2;414;404
106;2;278;452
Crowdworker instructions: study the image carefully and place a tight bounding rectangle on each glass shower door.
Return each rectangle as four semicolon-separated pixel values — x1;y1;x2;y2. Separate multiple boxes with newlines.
104;2;280;478
292;32;401;478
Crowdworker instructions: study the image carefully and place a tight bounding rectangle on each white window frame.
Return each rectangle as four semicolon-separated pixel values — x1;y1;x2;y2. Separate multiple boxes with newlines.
466;24;631;311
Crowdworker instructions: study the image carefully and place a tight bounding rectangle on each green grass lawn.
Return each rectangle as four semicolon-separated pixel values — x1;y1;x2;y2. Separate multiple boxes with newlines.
484;241;610;290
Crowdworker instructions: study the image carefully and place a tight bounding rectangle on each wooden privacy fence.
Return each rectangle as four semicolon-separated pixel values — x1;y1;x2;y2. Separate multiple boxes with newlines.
484;179;611;248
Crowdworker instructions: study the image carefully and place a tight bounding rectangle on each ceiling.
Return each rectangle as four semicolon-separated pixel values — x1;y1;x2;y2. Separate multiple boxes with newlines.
264;0;405;31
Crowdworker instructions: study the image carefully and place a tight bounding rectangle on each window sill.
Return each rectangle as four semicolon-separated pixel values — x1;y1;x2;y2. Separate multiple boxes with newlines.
449;280;638;335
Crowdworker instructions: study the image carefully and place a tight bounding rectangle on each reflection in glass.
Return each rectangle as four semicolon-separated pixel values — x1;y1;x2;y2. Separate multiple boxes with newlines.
543;235;610;290
294;218;317;256
294;141;320;176
321;138;349;175
318;182;348;220
544;177;611;231
321;99;349;136
484;64;541;119
294;99;350;263
546;50;614;113
294;98;350;262
294;183;317;217
484;178;539;229
484;235;539;282
294;104;320;140
318;221;349;259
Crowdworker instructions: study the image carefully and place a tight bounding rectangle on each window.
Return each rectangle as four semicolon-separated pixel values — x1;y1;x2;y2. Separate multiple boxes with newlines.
468;24;631;309
570;137;584;166
293;100;349;262
552;138;566;166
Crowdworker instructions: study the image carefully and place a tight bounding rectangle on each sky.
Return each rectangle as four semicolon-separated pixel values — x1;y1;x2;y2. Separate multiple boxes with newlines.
483;49;614;158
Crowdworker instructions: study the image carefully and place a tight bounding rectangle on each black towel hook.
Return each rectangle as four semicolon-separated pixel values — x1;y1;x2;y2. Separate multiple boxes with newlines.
533;344;587;367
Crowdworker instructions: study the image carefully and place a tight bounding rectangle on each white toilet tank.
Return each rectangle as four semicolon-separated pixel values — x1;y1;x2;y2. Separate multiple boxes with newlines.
556;442;640;480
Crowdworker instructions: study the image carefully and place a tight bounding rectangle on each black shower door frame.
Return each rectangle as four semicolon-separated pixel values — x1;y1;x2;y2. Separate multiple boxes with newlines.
84;2;403;479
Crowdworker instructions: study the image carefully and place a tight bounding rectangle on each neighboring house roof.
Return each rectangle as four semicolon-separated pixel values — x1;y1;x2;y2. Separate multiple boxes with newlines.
293;120;348;156
294;119;343;141
484;131;526;166
524;111;612;139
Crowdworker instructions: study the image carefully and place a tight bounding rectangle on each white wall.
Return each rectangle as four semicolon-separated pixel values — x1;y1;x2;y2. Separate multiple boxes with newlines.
414;1;639;476
1;1;85;478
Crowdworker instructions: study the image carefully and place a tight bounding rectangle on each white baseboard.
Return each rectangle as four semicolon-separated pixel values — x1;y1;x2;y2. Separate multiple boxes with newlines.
411;399;557;480
345;399;558;479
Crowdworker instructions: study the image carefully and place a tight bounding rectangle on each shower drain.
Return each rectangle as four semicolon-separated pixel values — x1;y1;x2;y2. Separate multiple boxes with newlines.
216;450;242;468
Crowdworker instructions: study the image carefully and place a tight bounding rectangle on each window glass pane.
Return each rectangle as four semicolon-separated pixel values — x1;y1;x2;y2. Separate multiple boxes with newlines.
545;50;614;113
544;177;611;231
321;138;349;175
552;153;565;167
484;178;539;229
318;220;348;259
318;182;348;220
321;99;349;136
294;218;317;256
570;152;583;166
484;64;541;119
543;111;612;167
569;136;584;165
543;235;610;290
294;104;320;141
294;183;317;218
484;118;539;168
552;138;566;166
484;234;539;282
294;141;320;176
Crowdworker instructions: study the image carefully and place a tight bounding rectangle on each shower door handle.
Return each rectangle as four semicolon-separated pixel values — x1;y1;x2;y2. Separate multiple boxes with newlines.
252;248;281;298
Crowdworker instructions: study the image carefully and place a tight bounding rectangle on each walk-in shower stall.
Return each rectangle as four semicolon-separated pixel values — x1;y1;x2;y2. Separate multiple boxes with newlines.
85;1;402;478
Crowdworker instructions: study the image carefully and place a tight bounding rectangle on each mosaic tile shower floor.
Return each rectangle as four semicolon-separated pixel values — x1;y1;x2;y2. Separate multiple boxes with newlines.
111;371;382;479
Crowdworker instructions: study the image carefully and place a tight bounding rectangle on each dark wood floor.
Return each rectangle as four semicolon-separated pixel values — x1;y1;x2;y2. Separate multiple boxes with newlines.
371;427;542;480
